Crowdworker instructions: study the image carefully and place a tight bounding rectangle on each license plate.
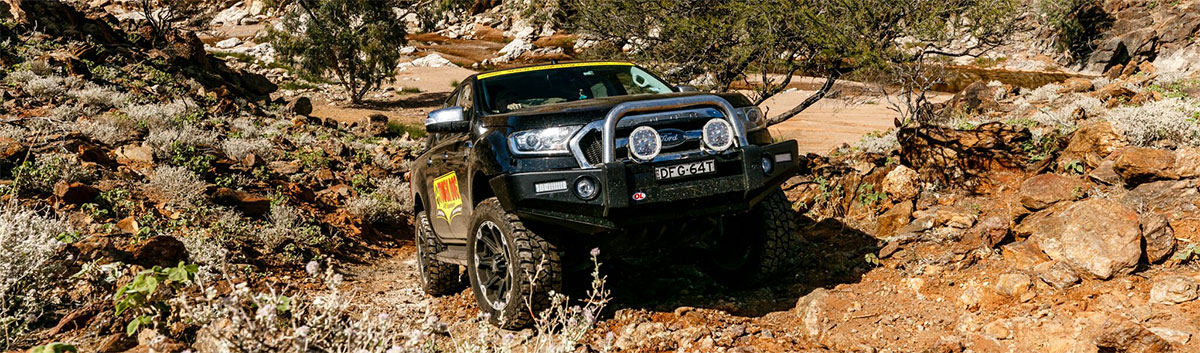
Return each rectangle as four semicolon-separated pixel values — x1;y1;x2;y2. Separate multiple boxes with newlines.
655;160;716;180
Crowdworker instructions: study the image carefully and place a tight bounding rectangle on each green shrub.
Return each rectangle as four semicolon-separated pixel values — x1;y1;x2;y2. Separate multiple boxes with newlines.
1039;0;1113;62
113;262;198;336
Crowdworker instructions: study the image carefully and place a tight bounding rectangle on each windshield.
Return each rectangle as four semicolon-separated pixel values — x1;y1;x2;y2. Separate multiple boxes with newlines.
479;64;673;114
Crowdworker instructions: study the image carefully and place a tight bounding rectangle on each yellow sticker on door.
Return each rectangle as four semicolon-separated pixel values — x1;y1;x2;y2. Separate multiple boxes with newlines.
433;172;463;224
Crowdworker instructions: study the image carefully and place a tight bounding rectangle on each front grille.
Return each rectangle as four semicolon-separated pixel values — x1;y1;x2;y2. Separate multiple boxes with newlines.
577;109;722;166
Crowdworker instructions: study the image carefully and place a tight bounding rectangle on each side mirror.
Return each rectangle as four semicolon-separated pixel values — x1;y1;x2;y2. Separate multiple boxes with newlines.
675;85;700;92
425;107;470;133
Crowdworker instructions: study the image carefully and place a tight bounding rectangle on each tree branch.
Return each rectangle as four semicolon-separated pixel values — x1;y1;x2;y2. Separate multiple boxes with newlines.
765;69;842;127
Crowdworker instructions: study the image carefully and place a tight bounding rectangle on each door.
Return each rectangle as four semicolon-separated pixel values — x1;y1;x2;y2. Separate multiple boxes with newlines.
427;82;475;242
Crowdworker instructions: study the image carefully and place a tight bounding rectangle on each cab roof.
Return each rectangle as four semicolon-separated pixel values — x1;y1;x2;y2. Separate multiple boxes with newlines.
474;61;634;80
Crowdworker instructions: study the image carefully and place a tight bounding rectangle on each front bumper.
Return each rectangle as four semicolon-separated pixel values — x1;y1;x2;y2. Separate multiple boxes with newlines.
490;140;799;233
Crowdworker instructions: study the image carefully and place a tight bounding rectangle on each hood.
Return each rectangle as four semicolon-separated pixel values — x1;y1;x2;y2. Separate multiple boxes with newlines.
480;92;752;131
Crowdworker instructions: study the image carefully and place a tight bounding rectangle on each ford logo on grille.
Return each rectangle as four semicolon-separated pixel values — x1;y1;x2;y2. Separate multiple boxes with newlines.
658;129;687;148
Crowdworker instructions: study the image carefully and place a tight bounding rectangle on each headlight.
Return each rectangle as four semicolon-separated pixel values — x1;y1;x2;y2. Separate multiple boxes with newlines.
702;119;734;152
735;106;765;131
509;126;581;155
628;126;661;161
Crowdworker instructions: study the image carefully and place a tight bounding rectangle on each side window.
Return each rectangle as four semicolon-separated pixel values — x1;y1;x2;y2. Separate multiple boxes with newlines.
445;86;462;108
457;82;473;111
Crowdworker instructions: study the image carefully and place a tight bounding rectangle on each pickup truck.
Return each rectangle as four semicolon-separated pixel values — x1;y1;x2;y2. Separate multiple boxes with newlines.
410;61;800;328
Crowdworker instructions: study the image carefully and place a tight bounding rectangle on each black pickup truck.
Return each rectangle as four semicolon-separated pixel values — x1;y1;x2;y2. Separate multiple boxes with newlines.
410;61;800;328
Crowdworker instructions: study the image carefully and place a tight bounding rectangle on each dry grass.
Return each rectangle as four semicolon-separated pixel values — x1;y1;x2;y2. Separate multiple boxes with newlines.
1106;97;1200;148
0;203;69;350
146;166;207;208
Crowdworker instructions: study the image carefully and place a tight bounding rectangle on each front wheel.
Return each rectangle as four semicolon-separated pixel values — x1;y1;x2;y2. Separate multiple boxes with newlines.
466;198;561;329
705;188;799;284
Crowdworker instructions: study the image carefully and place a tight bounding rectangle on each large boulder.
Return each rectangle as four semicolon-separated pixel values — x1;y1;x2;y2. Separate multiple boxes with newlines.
1017;174;1087;210
1060;121;1125;168
1095;320;1172;353
1113;147;1177;185
875;199;914;238
1175;147;1200;179
1026;199;1142;279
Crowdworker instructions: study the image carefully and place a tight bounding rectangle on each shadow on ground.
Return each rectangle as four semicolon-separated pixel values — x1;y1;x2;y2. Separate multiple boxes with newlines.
567;212;880;318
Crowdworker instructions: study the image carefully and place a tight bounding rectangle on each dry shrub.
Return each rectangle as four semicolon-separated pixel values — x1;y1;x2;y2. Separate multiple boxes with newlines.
146;126;219;157
346;177;412;224
856;130;899;154
12;153;94;194
1107;97;1200;148
222;138;275;161
74;115;139;145
123;99;198;129
260;204;321;251
0;203;69;349
67;83;131;110
146;166;207;208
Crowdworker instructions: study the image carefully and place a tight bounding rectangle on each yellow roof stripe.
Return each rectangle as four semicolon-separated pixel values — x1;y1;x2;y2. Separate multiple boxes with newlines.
477;62;634;79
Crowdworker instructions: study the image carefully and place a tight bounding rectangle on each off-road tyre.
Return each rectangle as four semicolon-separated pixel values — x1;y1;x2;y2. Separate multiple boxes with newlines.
416;211;464;296
467;198;562;329
706;188;799;284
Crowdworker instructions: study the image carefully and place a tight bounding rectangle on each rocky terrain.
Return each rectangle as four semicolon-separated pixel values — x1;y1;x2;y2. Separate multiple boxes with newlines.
2;0;1200;353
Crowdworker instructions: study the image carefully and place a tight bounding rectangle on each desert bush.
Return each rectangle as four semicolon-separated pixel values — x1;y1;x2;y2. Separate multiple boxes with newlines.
222;138;275;162
346;177;413;224
146;166;207;208
11;153;94;194
122;99;198;129
67;83;131;110
0;203;70;350
0;125;25;141
856;130;900;154
22;76;70;98
74;116;139;145
146;126;218;158
4;70;38;87
25;60;52;76
260;204;322;252
1039;0;1112;62
1024;83;1063;103
1106;97;1200;148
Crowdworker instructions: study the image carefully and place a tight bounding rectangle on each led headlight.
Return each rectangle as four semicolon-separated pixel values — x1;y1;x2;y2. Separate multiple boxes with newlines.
702;118;734;152
508;126;581;155
628;126;661;161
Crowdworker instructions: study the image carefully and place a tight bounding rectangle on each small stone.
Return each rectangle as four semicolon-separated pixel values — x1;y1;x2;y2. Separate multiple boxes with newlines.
215;37;241;49
1146;327;1190;345
1114;147;1178;185
116;217;139;234
115;144;154;165
1149;276;1198;305
983;320;1011;340
1018;174;1086;210
1057;78;1094;93
1035;261;1080;289
286;96;313;116
996;273;1032;299
875;200;914;238
795;288;832;339
882;166;920;200
53;181;99;205
1096;320;1171;353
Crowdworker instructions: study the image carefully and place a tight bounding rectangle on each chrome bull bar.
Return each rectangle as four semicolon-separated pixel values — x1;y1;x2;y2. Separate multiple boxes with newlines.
567;95;748;169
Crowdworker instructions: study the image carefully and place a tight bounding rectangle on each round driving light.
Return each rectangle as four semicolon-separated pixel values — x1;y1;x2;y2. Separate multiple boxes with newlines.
629;126;661;161
702;119;734;152
762;156;774;175
575;177;599;200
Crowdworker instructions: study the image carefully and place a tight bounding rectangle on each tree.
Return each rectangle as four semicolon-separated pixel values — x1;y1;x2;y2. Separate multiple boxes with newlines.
131;0;202;45
571;0;1023;126
269;0;408;105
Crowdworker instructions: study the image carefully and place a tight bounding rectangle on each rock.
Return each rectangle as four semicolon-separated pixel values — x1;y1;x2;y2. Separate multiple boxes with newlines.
1035;261;1080;289
940;81;1008;116
268;160;301;175
211;4;248;25
1029;199;1142;279
1146;327;1190;345
211;187;271;217
995;273;1032;300
875;200;914;238
882;165;920;200
1018;174;1086;210
1057;78;1094;93
1061;121;1125;168
115;144;154;165
0;136;27;161
963;216;1010;249
286;96;313;116
1096;320;1171;353
1095;83;1136;102
403;53;457;68
240;71;277;96
1149;276;1198;305
1175;147;1200;179
983;320;1011;340
1001;240;1050;273
130;236;188;268
215;37;241;49
116;216;138;234
53;181;99;205
77;143;114;165
1114;147;1177;185
1129;90;1163;106
1122;180;1200;221
794;288;832;339
1140;213;1175;263
1088;159;1123;186
360;114;389;136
